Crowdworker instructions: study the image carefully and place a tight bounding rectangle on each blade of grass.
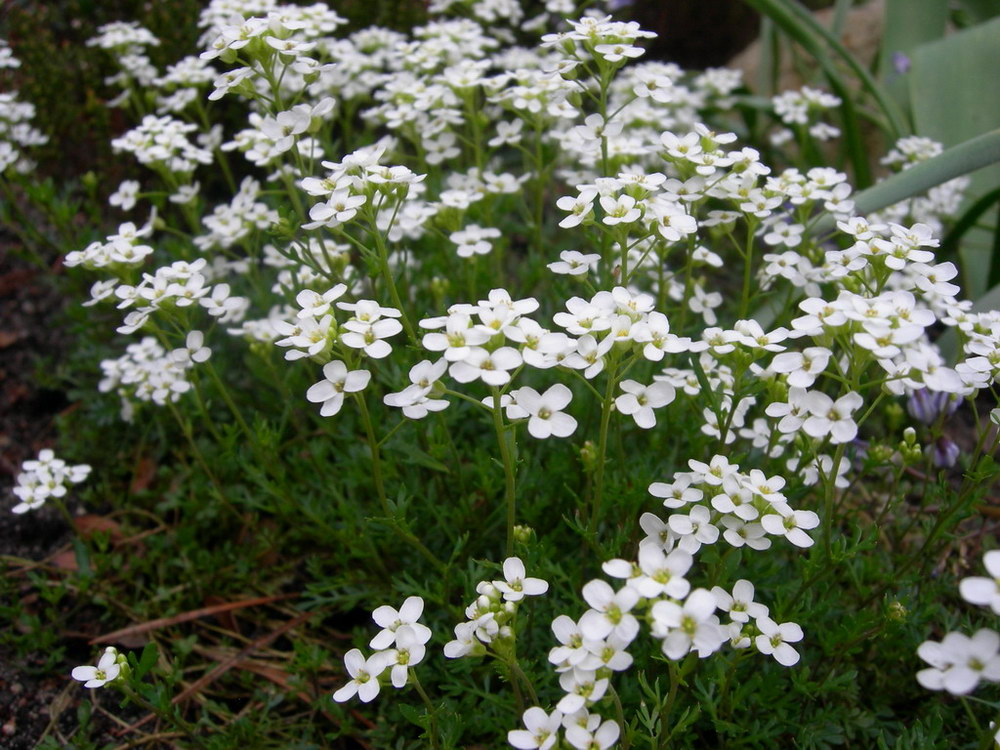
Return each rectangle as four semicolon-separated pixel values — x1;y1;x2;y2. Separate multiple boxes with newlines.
910;15;1000;298
940;187;1000;260
812;129;1000;234
742;0;872;185
745;0;908;140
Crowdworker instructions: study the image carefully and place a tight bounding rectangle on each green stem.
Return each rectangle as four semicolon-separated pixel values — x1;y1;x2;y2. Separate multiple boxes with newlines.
588;363;620;536
658;660;681;749
739;218;758;319
367;210;418;345
118;684;206;748
490;387;518;557
166;402;242;522
409;672;441;750
355;394;447;573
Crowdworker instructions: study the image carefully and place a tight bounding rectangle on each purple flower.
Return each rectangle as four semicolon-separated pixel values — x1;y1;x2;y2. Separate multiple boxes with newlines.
892;52;911;75
907;389;960;425
932;438;960;468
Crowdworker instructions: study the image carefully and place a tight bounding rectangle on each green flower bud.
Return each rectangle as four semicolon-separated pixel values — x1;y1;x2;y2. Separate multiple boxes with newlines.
884;402;905;432
868;444;895;464
580;440;598;473
887;600;908;622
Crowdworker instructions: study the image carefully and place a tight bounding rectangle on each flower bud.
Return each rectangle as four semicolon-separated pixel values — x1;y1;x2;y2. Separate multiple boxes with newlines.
513;525;534;545
902;427;917;446
580;440;598;473
868;443;895;464
886;599;907;622
883;401;904;432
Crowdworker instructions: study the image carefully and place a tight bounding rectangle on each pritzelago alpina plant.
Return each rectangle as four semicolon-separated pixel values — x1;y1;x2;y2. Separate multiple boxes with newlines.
7;0;1000;746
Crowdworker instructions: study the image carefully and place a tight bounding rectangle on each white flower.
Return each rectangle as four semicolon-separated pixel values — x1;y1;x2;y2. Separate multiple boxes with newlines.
801;391;863;444
172;330;211;364
712;579;768;623
509;706;563;750
599;194;641;225
513;384;577;439
370;596;432;650
383;624;428;688
578;580;640;643
451;225;501;258
917;630;1000;695
651;589;724;659
960;551;1000;614
557;669;609;714
547;250;600;276
615;380;675;429
71;648;121;689
494;557;549;602
760;503;819;548
306;361;371;417
564;714;619;749
629;545;692;599
444;620;480;659
109;180;140;211
332;648;390;703
296;284;347;319
755;617;804;666
770;347;831;389
449;346;522;386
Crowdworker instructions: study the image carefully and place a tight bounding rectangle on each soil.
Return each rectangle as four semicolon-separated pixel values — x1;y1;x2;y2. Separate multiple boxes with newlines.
0;236;134;747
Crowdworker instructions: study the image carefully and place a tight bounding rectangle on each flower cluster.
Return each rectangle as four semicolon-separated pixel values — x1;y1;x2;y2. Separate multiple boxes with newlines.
648;456;819;551
10;449;91;515
98;333;212;419
444;557;548;659
918;551;1000;697
333;596;431;703
771;86;842;144
0;39;48;175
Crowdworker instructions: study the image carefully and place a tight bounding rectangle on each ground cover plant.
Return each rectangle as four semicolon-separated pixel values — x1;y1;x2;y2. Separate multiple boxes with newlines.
4;0;1000;747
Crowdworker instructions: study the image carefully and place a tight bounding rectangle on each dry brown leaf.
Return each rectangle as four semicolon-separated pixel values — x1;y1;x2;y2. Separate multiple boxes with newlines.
72;515;123;542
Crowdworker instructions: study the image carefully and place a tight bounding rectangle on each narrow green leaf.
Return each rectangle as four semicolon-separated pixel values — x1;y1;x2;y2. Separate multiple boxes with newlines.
939;186;1000;259
910;16;1000;297
745;0;908;139
741;0;869;184
954;0;1000;24
72;537;92;579
829;0;853;37
813;129;1000;234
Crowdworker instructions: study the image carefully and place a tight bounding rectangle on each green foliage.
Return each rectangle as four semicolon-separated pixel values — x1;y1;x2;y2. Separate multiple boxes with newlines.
4;1;1000;749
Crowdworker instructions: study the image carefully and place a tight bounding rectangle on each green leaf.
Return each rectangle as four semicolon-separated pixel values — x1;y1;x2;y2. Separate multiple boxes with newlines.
910;16;1000;297
743;0;908;141
812;129;1000;234
135;642;159;681
954;0;1000;25
939;186;1000;260
878;0;947;109
398;702;429;729
397;442;451;473
71;537;92;579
